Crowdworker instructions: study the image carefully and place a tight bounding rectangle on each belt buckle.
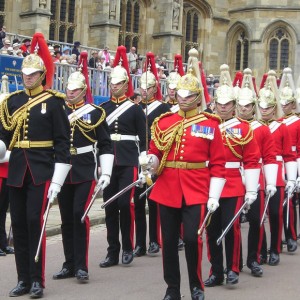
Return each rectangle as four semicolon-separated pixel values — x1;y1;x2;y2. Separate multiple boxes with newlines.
111;134;121;141
177;162;186;168
20;140;30;148
70;147;77;155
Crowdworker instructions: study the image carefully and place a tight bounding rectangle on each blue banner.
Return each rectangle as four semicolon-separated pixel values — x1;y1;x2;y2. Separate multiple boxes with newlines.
0;55;23;83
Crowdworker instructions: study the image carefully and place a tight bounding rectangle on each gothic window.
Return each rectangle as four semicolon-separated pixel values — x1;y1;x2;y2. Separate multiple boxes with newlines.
119;0;140;53
0;0;5;28
183;8;200;62
234;31;249;71
49;0;76;42
268;28;290;72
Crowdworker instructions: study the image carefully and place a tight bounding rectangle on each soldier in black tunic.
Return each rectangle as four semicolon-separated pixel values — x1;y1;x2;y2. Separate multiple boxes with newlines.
52;52;113;282
99;46;147;268
0;33;71;299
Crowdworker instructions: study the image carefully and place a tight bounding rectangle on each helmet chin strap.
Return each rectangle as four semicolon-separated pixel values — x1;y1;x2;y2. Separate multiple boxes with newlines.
260;105;276;118
110;81;128;97
237;105;255;119
178;94;201;109
23;72;45;90
67;87;87;104
215;102;236;116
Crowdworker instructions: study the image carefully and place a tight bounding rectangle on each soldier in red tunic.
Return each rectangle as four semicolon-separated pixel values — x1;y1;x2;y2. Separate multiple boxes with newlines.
204;64;261;287
236;68;278;277
139;48;226;300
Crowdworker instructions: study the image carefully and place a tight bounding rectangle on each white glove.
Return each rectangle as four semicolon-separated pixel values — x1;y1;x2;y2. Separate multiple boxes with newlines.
245;191;257;206
47;182;61;204
0;150;10;163
265;184;277;197
207;198;219;213
97;174;111;190
285;180;296;193
48;163;72;203
0;140;7;160
138;171;147;186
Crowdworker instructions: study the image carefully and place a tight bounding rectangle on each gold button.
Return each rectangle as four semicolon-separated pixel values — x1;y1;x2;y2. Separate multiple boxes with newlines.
25;130;28;133
24;136;28;140
180;156;183;160
181;145;184;148
182;139;186;142
183;133;186;136
70;138;73;142
184;129;186;132
180;150;184;153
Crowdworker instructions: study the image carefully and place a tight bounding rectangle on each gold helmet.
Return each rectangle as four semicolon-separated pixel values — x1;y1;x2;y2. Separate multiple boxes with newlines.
110;65;129;85
215;64;235;105
21;53;46;75
140;70;157;89
279;67;295;105
67;71;87;91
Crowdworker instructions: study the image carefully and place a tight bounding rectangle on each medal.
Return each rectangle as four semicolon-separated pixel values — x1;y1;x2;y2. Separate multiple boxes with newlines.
41;103;47;114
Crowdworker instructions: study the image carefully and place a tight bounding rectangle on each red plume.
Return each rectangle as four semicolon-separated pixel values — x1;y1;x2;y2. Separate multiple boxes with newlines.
113;45;133;97
78;51;93;103
144;52;162;100
260;73;268;90
30;32;54;89
174;54;185;76
232;71;243;88
198;61;210;104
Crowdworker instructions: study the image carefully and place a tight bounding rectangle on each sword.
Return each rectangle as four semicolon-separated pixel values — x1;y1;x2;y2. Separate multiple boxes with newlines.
35;200;52;263
216;201;249;246
101;179;141;209
7;225;13;247
139;182;156;199
260;193;271;227
286;189;291;229
81;184;103;223
197;210;211;236
283;185;297;207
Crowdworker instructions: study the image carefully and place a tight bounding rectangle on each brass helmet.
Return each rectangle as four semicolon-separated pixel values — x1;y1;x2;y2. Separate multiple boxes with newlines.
176;71;202;98
167;71;181;90
236;68;257;106
66;71;87;91
21;53;46;75
140;70;157;89
110;65;129;85
215;64;235;105
279;67;295;105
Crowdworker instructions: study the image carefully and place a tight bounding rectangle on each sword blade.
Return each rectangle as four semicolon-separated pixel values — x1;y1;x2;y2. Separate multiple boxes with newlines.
101;179;141;209
139;182;156;199
260;193;271;227
197;210;211;236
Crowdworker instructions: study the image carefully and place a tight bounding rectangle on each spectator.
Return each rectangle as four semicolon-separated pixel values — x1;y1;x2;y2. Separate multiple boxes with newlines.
53;44;61;52
61;46;71;62
15;49;23;57
7;47;14;56
88;50;99;69
158;66;167;80
20;38;31;57
99;46;111;64
130;89;142;104
0;26;6;49
1;39;11;53
53;51;62;63
71;41;81;62
12;43;20;55
127;47;138;74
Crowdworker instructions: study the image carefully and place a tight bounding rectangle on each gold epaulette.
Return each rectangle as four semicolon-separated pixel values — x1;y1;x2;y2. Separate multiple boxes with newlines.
45;89;66;100
90;103;107;119
201;111;222;123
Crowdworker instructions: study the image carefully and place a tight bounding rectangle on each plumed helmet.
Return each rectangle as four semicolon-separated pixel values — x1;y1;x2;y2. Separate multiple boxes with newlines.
67;71;86;91
279;67;295;105
140;52;162;100
236;68;257;106
21;32;54;89
167;71;181;89
110;45;133;97
215;64;235;105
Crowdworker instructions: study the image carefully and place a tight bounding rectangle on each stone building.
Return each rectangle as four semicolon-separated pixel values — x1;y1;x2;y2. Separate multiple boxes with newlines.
1;0;300;83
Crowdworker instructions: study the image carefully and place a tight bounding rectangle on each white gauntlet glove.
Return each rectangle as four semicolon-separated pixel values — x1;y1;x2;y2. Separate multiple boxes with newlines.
138;151;159;187
0;150;10;163
244;168;260;207
96;154;114;191
48;163;72;204
263;164;278;197
0;140;7;160
207;177;226;213
285;161;297;193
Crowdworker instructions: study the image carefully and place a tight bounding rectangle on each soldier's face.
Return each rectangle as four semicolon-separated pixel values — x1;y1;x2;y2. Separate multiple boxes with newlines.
167;87;176;99
110;81;128;97
140;86;157;100
177;94;199;112
258;105;275;120
22;71;43;89
281;102;295;115
237;103;254;120
66;88;86;104
215;101;235;120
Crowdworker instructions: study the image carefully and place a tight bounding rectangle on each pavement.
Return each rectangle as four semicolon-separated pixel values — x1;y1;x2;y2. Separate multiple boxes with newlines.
5;196;106;237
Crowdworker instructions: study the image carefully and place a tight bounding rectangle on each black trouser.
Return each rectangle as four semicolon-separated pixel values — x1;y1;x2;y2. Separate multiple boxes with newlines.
103;166;136;259
0;178;9;249
206;196;242;276
160;202;205;298
58;181;96;272
283;196;297;241
268;187;284;254
9;170;49;287
134;184;160;249
246;190;265;265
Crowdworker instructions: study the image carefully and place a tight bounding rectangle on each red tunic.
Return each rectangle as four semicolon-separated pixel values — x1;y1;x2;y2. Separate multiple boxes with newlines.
218;117;260;197
264;120;296;187
249;120;277;191
149;109;226;208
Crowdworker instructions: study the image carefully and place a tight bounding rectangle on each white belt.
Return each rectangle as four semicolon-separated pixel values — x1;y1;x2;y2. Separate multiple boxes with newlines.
276;155;283;161
292;146;296;152
110;134;139;141
72;145;94;155
225;162;241;168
